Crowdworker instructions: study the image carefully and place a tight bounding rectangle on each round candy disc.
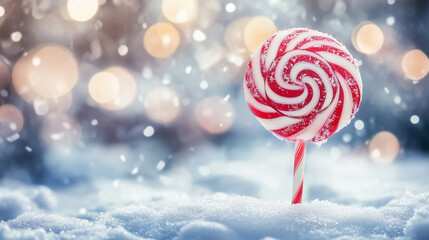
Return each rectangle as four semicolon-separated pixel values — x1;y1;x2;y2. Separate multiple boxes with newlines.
244;28;362;143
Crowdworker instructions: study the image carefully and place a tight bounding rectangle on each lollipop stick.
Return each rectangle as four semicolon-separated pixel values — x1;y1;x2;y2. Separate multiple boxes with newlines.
292;140;306;204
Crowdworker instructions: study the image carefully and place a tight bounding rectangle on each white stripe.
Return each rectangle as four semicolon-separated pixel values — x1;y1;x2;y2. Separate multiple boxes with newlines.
265;30;291;70
273;50;325;90
289;61;333;110
294;82;339;141
300;40;342;50
265;82;308;105
317;52;363;93
256;115;301;130
273;51;301;90
243;83;277;113
281;76;319;117
286;31;328;51
292;144;305;199
335;73;353;132
251;46;267;99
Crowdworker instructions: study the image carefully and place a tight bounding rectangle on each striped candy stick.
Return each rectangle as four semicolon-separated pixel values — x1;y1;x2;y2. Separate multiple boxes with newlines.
291;140;306;204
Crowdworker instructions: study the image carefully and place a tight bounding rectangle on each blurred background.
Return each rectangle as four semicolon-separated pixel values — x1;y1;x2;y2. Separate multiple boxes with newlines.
0;0;428;191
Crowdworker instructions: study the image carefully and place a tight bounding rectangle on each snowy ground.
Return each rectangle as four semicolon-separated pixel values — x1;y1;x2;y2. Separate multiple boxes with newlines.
1;143;429;240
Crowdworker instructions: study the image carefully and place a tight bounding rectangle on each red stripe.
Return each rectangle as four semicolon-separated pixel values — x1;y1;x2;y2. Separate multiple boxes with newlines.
260;35;276;79
247;104;283;119
311;89;344;142
292;181;303;204
331;64;361;114
276;29;308;59
264;52;333;115
293;140;305;173
294;35;338;49
292;140;305;204
245;61;269;106
272;118;313;139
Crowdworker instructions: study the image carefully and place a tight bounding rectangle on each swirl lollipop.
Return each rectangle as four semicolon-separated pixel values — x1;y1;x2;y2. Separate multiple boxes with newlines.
244;28;362;204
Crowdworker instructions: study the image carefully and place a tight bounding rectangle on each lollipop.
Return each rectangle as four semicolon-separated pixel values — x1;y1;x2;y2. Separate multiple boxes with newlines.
244;28;362;204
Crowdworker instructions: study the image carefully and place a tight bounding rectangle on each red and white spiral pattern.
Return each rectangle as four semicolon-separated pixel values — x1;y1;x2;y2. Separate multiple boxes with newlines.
244;28;362;143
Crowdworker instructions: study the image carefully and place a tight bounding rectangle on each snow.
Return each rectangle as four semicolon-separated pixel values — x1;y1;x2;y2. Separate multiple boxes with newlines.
0;188;429;240
1;144;429;239
0;191;32;221
175;221;239;240
404;205;429;240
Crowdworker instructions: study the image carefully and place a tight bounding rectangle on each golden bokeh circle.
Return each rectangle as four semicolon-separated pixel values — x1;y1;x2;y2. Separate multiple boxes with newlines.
162;0;197;24
12;45;79;99
401;49;429;81
369;131;400;164
352;22;384;54
12;47;73;115
12;49;37;102
243;17;277;53
67;0;99;22
144;22;180;58
12;48;73;115
88;72;120;104
99;66;137;111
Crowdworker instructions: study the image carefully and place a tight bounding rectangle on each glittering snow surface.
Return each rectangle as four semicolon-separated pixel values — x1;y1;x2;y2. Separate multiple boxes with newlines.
1;145;429;240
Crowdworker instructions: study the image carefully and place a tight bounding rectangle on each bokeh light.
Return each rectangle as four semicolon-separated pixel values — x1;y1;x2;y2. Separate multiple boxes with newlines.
225;3;236;13
192;30;206;42
12;49;37;102
12;47;73;115
243;17;277;53
118;45;128;56
386;16;395;26
143;126;155;137
12;49;73;115
41;113;81;147
401;49;429;81
143;22;180;58
352;22;384;54
0;61;10;89
354;120;365;130
67;0;99;22
0;104;24;138
410;115;420;124
195;96;235;134
12;45;79;99
0;6;5;28
10;31;22;42
144;87;181;124
98;67;137;111
89;72;119;104
162;0;197;24
369;131;400;164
